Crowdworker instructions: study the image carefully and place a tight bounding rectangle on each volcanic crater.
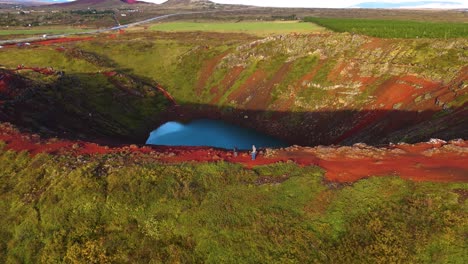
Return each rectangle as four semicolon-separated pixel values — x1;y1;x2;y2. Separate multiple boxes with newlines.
0;31;467;183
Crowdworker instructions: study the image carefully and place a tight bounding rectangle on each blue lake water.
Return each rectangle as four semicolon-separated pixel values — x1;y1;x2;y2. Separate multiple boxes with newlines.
146;119;288;150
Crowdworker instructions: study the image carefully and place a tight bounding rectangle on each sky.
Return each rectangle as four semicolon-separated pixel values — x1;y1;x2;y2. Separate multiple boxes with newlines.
10;0;468;8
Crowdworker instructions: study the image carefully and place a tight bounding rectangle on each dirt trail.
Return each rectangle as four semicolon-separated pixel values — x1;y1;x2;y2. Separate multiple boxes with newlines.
0;122;465;183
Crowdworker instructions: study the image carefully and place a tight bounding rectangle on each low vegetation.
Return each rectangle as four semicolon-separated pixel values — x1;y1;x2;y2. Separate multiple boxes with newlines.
303;17;468;38
0;146;466;263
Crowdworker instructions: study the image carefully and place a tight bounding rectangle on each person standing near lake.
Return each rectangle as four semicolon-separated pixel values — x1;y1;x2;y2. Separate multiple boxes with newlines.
251;145;257;160
233;146;238;157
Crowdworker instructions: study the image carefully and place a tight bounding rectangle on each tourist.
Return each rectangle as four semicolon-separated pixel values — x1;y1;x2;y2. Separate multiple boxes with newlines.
233;146;238;157
251;145;257;160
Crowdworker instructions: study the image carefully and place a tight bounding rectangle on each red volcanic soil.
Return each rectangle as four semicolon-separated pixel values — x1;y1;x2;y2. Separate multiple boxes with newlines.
272;61;325;112
209;66;244;104
196;51;230;95
332;75;445;144
103;71;118;77
0;122;466;183
228;69;267;109
314;143;467;182
226;63;293;110
252;62;292;109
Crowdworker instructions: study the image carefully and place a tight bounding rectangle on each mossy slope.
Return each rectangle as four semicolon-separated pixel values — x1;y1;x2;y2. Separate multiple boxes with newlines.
0;147;466;263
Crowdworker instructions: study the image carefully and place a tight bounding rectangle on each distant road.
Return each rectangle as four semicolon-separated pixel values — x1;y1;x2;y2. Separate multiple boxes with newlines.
0;8;259;46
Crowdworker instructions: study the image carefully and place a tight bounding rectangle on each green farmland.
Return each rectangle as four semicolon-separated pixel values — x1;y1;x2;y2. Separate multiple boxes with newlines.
303;17;468;38
150;21;324;36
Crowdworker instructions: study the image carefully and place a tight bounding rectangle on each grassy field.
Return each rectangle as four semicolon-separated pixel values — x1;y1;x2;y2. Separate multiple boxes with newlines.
150;21;325;36
303;17;468;38
0;146;466;263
